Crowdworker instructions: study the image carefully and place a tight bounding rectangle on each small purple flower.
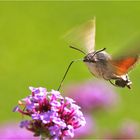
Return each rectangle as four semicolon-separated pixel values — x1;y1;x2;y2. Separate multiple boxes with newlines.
119;120;140;139
64;80;120;112
14;87;86;140
104;120;140;139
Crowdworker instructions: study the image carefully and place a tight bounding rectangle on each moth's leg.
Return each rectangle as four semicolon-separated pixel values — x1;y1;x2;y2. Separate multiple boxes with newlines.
102;73;122;87
109;80;118;87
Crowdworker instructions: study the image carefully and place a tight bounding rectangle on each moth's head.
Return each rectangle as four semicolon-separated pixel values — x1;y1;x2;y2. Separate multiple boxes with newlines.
83;52;96;63
83;51;111;63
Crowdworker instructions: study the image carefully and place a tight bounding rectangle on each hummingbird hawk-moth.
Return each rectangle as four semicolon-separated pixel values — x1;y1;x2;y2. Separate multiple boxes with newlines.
58;18;139;90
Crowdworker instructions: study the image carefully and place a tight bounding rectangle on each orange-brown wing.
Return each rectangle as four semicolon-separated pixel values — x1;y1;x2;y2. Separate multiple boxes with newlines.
110;56;139;75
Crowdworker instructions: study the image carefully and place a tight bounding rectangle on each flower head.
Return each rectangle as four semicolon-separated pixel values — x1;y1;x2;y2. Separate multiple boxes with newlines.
104;120;140;139
13;87;86;140
64;80;119;112
120;120;140;138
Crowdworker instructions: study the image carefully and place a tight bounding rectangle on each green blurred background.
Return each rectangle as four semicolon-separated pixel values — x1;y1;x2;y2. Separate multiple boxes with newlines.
0;1;140;138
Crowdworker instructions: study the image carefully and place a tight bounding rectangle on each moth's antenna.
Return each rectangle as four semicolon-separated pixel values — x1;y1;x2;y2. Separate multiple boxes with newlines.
58;59;83;91
93;48;106;56
69;46;86;55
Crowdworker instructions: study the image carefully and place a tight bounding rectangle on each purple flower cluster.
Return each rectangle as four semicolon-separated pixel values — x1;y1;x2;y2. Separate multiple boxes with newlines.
65;80;119;111
13;87;86;140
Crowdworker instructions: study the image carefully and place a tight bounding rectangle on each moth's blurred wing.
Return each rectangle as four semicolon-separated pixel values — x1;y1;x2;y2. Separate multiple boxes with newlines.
110;56;139;76
64;19;96;53
110;39;140;75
